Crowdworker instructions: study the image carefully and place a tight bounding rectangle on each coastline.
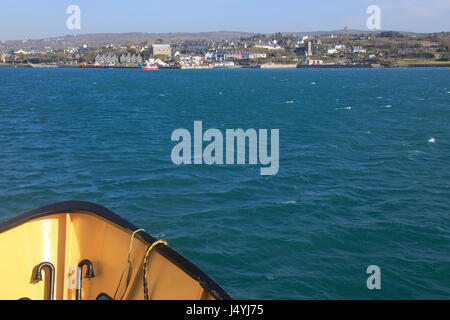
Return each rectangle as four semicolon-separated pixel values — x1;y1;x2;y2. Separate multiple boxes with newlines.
1;63;449;69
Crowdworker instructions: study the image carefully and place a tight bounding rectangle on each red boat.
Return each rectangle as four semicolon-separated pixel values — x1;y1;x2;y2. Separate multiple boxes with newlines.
142;62;159;70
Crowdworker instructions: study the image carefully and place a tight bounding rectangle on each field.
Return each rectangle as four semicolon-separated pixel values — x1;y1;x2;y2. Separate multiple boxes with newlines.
396;58;450;65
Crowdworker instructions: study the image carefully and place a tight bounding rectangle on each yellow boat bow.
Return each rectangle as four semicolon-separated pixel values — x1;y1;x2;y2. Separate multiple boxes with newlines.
0;201;232;300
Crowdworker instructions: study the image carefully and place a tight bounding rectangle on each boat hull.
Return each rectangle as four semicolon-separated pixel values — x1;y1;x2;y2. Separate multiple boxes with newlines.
0;201;232;300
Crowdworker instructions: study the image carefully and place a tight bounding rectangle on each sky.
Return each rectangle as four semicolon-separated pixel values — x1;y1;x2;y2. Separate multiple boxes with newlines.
0;0;449;40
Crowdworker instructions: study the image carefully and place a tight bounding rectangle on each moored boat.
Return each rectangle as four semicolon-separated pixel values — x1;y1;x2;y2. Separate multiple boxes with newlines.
142;61;159;70
0;201;232;300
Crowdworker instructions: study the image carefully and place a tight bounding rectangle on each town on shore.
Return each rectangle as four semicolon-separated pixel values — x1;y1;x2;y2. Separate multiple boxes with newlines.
1;30;450;69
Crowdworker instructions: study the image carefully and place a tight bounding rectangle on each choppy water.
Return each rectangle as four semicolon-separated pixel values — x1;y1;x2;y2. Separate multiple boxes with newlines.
0;67;449;299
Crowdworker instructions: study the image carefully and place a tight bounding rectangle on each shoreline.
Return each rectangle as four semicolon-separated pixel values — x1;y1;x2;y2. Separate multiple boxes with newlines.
1;63;450;69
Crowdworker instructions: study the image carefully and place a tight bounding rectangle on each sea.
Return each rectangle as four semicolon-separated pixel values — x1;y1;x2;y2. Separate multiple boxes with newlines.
0;67;449;299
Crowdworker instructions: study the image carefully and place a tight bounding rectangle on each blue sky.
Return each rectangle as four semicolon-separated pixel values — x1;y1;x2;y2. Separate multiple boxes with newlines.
0;0;449;40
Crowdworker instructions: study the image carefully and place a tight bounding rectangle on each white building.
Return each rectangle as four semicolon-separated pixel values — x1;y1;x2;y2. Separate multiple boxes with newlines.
249;52;267;59
14;49;30;55
253;44;283;50
334;44;346;50
327;48;338;55
298;35;309;44
303;59;323;65
350;46;367;54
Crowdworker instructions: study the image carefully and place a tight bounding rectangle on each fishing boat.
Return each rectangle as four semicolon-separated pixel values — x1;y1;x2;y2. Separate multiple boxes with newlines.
0;201;232;300
142;61;159;70
104;63;116;69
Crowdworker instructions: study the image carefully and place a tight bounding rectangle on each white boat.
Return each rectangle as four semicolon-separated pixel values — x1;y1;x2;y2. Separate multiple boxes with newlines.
142;61;159;70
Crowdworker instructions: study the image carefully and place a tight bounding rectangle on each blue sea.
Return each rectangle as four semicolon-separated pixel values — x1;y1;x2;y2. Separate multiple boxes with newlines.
0;67;449;299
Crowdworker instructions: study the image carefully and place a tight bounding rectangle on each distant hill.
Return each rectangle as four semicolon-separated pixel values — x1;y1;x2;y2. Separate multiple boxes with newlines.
0;31;256;50
0;29;425;51
69;31;256;42
285;29;417;37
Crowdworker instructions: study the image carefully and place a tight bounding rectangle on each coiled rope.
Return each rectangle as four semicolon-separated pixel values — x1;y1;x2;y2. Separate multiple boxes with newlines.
143;239;168;300
113;229;168;300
